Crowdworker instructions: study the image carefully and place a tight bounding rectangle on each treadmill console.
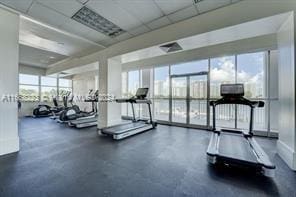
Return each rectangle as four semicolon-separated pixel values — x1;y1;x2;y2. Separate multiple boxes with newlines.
135;88;149;99
220;84;244;97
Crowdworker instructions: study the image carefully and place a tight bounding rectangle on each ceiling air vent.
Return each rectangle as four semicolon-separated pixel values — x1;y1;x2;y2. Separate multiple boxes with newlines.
159;42;183;53
72;6;125;38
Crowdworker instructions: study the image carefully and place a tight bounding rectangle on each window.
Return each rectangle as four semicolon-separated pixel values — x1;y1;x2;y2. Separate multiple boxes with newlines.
210;56;236;128
154;66;169;121
121;72;128;116
237;52;265;98
41;77;57;87
19;85;39;101
237;52;266;130
19;74;39;101
127;70;140;117
41;87;57;102
19;74;38;85
171;59;208;75
58;78;72;100
41;77;57;101
210;56;235;98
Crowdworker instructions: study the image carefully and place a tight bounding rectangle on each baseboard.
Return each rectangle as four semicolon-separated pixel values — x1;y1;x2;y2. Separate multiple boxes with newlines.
277;140;296;170
0;137;19;156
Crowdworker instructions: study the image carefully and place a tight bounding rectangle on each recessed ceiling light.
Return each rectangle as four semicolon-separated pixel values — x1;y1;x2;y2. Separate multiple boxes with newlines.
72;6;125;38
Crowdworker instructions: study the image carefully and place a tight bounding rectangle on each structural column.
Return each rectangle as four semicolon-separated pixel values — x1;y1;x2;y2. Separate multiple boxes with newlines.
276;13;296;170
0;7;19;155
97;56;122;128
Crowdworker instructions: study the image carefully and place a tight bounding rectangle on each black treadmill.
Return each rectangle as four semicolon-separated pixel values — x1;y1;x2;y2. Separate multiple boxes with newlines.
207;84;275;177
98;88;157;140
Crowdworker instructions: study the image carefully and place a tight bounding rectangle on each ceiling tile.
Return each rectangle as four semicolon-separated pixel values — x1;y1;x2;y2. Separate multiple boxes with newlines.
28;2;69;27
196;0;232;14
114;32;133;42
36;0;83;17
19;44;67;68
85;29;110;43
146;16;171;30
114;0;163;24
0;0;33;13
129;25;150;36
60;18;92;37
154;0;193;15
168;5;198;23
87;0;142;31
20;17;103;57
99;38;118;47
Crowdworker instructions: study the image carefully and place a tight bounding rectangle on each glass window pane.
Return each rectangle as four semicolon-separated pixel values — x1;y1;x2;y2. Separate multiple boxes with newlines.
190;75;207;126
210;56;235;128
121;72;128;116
128;70;139;97
41;87;57;102
237;104;267;131
172;77;187;123
59;78;72;87
171;59;208;75
41;76;57;86
237;52;265;98
154;66;169;121
19;74;39;85
210;56;235;98
19;85;39;101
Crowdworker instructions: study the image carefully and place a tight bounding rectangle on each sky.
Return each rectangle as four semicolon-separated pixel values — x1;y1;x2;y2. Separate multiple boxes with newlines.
153;52;265;85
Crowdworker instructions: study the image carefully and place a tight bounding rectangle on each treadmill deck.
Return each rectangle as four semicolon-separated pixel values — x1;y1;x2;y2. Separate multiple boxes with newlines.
101;122;148;135
219;133;258;164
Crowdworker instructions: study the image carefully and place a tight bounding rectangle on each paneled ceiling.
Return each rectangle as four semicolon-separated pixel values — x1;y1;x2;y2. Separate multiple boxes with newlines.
0;0;241;68
1;0;240;47
121;12;289;64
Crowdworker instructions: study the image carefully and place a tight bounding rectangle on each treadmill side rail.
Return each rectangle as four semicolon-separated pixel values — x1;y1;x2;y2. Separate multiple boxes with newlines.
207;132;219;164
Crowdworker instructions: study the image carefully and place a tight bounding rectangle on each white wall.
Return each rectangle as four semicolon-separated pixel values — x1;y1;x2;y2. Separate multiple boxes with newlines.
0;7;19;155
107;58;122;126
276;14;296;170
72;71;98;112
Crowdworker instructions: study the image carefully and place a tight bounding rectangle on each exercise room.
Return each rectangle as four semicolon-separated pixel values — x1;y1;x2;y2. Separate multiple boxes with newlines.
0;0;295;196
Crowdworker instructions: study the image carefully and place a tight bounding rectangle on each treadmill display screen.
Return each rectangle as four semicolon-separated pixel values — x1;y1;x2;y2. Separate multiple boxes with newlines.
221;84;244;97
135;88;149;99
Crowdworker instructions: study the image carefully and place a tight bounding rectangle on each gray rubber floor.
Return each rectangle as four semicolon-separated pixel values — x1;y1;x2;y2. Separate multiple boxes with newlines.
0;117;295;197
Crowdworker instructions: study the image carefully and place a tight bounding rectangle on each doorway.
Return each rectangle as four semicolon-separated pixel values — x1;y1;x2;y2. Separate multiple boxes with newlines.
169;71;209;128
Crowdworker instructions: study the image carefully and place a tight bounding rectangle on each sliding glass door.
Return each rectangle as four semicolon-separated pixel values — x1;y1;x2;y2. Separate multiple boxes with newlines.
170;72;209;127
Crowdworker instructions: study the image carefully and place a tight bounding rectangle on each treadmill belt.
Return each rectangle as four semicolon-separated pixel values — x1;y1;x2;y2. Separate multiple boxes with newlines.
103;122;147;134
219;134;258;163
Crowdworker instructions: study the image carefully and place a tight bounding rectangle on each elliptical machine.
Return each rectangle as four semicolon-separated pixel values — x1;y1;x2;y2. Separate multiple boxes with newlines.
33;92;70;118
59;90;98;122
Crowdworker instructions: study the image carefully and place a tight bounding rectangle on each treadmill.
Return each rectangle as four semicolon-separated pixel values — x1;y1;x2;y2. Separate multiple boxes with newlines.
98;88;157;140
207;84;275;177
68;90;99;128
